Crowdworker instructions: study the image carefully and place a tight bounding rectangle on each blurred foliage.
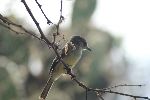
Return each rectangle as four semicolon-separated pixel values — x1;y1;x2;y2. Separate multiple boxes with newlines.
0;26;29;64
72;0;96;33
0;0;127;100
0;68;18;100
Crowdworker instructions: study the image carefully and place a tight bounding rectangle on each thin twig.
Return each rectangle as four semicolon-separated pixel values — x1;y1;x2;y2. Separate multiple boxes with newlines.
0;0;150;100
99;96;104;100
98;90;150;100
21;0;54;48
86;89;88;100
34;0;53;25
21;0;44;38
70;75;150;100
96;92;104;100
56;0;64;35
102;84;145;90
0;15;40;40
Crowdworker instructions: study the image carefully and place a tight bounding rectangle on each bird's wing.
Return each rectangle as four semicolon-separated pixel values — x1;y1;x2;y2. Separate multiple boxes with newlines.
49;42;75;73
61;42;75;58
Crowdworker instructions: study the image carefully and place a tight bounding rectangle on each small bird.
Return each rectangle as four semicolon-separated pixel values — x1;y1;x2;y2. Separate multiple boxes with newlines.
40;36;91;100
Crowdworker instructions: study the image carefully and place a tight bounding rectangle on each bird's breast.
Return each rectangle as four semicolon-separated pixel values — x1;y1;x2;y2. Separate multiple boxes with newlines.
52;50;82;80
63;50;82;68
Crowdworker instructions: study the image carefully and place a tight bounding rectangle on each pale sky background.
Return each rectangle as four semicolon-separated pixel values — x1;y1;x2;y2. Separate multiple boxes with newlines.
0;0;149;62
0;0;150;96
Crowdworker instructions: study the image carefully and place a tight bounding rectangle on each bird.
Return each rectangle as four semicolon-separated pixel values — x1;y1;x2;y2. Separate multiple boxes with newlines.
39;36;91;100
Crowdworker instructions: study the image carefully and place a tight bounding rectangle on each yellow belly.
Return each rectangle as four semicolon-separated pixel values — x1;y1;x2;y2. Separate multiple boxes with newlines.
52;50;82;80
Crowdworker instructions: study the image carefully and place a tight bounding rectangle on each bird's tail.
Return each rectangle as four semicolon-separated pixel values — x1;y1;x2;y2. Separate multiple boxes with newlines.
39;76;54;100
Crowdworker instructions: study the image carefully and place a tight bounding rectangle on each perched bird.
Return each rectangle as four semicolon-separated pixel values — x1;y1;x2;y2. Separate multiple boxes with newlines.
40;36;91;100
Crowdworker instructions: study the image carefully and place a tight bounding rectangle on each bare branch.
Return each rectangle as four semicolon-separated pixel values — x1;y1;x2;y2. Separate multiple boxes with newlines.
86;89;88;100
96;92;104;100
0;14;40;40
21;0;43;38
97;90;150;100
34;0;53;25
102;84;145;90
21;0;51;46
0;0;150;100
55;0;64;35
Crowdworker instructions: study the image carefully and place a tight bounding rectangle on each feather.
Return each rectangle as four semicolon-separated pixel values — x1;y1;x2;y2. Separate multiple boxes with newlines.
39;76;54;100
49;42;75;74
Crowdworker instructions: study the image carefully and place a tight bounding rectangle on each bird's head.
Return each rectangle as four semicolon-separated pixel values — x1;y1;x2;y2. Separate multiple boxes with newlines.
70;36;91;51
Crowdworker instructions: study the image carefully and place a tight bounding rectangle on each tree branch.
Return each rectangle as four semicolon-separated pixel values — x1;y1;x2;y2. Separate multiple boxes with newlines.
34;0;53;25
21;0;51;45
0;0;149;100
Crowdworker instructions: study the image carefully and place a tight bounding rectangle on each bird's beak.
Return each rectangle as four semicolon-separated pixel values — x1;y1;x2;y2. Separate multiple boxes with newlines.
86;46;92;51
